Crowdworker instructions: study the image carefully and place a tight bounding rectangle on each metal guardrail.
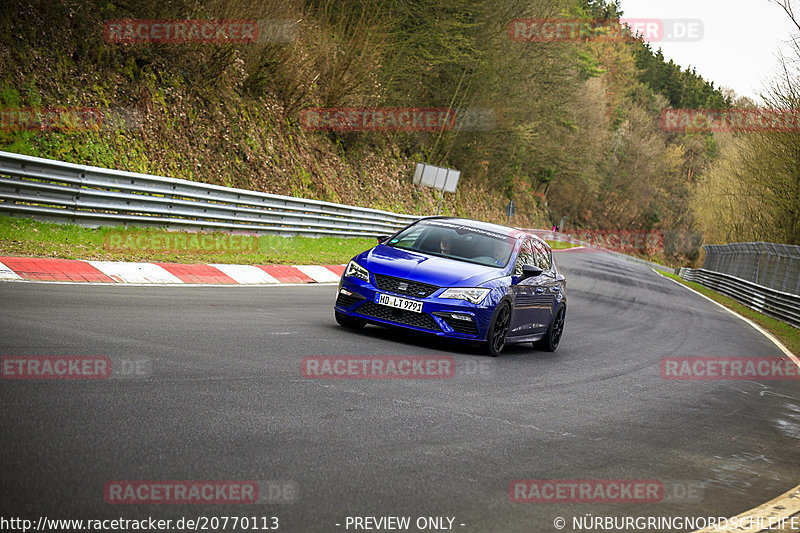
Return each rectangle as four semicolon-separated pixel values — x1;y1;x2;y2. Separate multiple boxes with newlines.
703;242;800;295
678;267;800;329
0;151;420;237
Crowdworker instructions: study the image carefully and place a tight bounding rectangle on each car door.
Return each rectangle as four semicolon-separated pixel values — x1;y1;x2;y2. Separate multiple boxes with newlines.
531;239;557;332
509;237;547;337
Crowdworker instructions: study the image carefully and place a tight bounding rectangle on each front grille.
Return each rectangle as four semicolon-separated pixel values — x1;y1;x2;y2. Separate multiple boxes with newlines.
336;293;363;308
437;314;479;335
358;302;440;331
373;274;439;298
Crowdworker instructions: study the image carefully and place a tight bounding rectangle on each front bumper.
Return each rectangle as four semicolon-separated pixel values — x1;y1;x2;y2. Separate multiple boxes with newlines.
334;276;496;340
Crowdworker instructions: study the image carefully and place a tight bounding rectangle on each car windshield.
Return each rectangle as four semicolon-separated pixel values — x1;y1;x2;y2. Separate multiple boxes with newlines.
387;220;515;268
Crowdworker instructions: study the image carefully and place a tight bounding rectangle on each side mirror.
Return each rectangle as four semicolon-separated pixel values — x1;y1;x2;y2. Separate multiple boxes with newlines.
376;235;391;244
520;264;543;280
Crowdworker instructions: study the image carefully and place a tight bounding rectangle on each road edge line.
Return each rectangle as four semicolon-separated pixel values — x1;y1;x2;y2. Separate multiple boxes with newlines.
653;268;800;533
693;485;800;533
652;269;798;363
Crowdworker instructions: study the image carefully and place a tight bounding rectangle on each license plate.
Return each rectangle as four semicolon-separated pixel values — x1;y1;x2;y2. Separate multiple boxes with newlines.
375;293;423;313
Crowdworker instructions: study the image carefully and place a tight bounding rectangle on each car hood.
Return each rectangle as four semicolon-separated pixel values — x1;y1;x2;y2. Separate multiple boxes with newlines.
356;245;508;287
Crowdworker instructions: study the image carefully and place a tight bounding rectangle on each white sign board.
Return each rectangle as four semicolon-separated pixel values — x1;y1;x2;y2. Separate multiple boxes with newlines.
413;163;460;193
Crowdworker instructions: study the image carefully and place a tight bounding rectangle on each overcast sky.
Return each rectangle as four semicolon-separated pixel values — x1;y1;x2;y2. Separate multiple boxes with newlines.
620;0;798;103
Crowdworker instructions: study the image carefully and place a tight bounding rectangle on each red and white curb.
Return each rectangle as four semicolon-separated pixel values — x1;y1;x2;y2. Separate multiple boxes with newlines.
0;248;584;285
0;257;346;284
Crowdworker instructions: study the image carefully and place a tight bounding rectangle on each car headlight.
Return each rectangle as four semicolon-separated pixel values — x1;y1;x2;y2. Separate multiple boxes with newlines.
344;261;370;282
440;288;490;304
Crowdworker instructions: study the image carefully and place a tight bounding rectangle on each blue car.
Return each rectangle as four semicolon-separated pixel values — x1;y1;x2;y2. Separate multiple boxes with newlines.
334;217;566;355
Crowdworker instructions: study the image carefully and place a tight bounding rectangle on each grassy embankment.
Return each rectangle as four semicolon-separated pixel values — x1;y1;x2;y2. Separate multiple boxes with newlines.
0;215;576;265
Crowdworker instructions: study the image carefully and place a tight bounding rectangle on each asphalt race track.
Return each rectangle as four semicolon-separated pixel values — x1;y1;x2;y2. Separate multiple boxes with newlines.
1;249;799;532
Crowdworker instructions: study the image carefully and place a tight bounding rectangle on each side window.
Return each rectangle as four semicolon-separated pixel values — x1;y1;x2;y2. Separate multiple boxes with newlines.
393;227;424;248
532;240;551;270
514;238;535;276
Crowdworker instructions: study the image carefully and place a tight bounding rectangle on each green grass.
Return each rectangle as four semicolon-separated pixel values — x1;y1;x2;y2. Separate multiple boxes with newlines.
0;216;375;265
548;240;579;250
0;215;578;265
658;270;800;357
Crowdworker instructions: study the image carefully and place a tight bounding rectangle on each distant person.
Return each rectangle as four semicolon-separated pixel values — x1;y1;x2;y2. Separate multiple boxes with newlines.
492;239;509;266
439;235;453;255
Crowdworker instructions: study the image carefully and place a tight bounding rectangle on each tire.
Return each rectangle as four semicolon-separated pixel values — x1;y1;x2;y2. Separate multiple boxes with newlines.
485;302;511;357
335;310;365;329
535;304;565;352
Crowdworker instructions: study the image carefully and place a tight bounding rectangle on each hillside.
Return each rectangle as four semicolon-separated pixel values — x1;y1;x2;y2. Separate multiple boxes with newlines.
0;0;735;255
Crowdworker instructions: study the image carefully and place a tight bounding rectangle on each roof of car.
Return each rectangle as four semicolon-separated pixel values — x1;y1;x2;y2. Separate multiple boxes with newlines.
417;216;533;239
